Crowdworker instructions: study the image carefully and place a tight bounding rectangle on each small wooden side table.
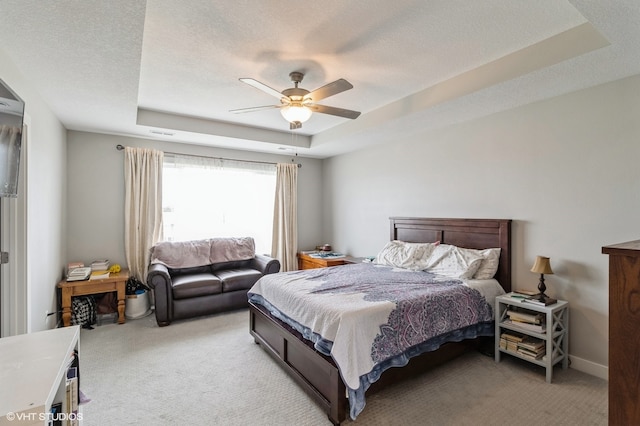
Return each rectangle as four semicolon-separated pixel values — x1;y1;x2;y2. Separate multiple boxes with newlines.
57;269;130;327
297;252;362;270
298;252;346;269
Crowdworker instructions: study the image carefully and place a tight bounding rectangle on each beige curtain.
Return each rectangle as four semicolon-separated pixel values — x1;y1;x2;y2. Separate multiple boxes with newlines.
124;147;164;281
272;163;298;271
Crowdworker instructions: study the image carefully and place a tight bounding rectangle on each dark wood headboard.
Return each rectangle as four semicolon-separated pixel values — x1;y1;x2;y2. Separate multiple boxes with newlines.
389;217;512;292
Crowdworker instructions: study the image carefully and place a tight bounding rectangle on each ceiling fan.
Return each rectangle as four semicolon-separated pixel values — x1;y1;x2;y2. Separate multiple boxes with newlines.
230;71;361;130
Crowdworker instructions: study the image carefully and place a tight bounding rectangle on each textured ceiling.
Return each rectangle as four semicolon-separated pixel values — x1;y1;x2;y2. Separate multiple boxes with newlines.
0;1;638;158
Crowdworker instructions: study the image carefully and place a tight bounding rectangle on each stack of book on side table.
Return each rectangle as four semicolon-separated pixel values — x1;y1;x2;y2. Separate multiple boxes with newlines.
505;309;546;333
91;259;110;271
500;332;546;360
90;259;111;280
89;270;111;280
66;267;91;282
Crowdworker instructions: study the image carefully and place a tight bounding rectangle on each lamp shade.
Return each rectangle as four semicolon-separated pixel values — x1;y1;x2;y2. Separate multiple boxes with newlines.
280;105;312;123
531;256;553;275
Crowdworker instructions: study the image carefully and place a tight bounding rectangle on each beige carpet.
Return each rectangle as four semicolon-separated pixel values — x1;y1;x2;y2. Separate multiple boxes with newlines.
79;310;607;426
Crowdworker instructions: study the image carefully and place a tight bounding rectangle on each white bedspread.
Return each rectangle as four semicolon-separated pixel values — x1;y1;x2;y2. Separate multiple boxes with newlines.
251;269;394;389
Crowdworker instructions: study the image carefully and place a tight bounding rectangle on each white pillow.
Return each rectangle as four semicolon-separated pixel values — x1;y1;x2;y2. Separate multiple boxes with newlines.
472;248;501;279
374;240;438;270
423;244;484;279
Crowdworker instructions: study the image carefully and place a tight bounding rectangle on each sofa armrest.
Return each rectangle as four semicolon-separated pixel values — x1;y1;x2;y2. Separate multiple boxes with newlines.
147;263;170;288
147;263;173;326
251;254;281;275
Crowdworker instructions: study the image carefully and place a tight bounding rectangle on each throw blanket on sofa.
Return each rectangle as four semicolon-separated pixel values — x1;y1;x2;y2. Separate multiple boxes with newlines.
150;237;255;268
248;263;494;419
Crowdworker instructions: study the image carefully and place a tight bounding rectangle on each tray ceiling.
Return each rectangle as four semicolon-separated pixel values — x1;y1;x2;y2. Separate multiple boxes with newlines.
0;1;638;158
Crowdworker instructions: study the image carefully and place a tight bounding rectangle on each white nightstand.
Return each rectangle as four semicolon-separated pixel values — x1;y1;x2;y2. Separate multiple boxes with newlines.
495;293;569;382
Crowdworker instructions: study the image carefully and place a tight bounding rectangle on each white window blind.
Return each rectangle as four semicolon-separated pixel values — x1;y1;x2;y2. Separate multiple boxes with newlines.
162;153;276;255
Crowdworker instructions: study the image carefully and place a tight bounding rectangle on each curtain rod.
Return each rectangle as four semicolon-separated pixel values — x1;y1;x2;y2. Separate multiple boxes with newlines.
115;144;301;168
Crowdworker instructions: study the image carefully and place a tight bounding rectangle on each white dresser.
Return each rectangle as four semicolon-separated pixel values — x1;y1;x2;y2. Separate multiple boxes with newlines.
0;326;80;425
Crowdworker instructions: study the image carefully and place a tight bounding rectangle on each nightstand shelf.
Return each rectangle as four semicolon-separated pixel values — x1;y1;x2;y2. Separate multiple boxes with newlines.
495;293;569;382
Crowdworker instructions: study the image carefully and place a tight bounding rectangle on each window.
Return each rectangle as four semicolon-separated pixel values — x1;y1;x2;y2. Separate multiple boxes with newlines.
162;154;276;255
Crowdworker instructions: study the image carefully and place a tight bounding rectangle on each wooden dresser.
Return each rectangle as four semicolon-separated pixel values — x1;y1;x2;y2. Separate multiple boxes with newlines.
602;240;640;425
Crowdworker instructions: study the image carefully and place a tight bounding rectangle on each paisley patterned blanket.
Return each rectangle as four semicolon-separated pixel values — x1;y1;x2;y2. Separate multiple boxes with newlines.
248;263;495;419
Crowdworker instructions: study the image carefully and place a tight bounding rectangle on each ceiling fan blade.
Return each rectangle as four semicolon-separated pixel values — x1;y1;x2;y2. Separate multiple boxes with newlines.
239;78;286;100
309;104;361;119
304;79;353;102
229;105;281;114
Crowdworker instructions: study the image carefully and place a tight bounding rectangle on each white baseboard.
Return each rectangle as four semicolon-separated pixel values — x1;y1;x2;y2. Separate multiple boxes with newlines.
569;354;608;380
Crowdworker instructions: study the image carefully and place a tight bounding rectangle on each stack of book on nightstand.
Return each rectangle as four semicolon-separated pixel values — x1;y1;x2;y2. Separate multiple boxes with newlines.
523;295;558;306
499;332;522;352
500;332;546;360
516;336;546;360
505;309;546;333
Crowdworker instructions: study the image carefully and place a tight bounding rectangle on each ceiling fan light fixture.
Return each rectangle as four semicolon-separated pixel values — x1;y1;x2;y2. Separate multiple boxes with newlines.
232;72;361;128
280;104;312;124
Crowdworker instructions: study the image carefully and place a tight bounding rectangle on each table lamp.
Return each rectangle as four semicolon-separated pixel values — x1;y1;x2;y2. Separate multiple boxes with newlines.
531;255;555;303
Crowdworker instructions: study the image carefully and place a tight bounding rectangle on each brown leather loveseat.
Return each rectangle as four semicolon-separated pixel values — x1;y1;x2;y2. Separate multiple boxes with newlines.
146;237;280;326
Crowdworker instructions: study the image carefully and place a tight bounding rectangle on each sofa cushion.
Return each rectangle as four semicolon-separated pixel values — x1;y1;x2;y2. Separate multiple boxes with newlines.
170;264;212;277
172;273;222;300
216;269;263;293
210;259;252;273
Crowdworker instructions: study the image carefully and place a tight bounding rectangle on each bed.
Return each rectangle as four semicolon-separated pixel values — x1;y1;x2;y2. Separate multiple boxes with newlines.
248;217;512;424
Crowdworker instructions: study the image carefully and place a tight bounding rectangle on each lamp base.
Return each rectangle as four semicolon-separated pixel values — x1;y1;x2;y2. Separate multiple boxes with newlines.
525;294;558;306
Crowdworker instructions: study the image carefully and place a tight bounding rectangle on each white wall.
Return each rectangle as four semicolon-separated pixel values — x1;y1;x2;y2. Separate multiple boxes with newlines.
323;74;640;378
0;47;67;333
66;132;324;268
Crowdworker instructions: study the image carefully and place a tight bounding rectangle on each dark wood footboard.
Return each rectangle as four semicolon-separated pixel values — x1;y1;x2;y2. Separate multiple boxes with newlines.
249;301;482;424
249;301;347;425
